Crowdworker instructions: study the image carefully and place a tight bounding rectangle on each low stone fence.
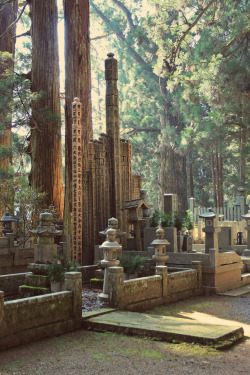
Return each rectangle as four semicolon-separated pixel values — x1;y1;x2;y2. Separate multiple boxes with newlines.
0;234;34;275
167;249;245;294
0;273;27;297
0;272;82;350
107;262;202;311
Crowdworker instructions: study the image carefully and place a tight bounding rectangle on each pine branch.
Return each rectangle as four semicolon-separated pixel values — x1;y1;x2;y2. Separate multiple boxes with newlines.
167;0;216;63
126;128;161;135
0;2;28;39
111;0;158;55
91;32;115;41
13;29;31;39
90;0;156;77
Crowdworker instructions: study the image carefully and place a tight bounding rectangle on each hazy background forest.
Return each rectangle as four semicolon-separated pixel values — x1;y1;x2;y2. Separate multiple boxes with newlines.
0;0;249;223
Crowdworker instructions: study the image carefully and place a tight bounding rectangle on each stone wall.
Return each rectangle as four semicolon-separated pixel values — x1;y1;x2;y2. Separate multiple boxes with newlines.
167;249;246;294
107;262;202;311
0;272;82;350
0;273;27;296
0;234;34;275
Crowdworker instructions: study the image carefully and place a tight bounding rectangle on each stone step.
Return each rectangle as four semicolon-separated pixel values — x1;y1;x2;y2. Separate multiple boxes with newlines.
219;283;250;297
82;310;244;349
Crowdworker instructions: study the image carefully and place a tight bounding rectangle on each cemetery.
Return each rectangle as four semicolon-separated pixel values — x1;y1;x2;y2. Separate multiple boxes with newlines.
0;52;249;353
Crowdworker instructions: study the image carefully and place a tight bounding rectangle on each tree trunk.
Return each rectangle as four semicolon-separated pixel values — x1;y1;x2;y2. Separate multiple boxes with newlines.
239;128;246;186
64;0;92;263
211;151;217;208
159;112;187;213
30;0;64;218
0;0;18;220
189;159;194;198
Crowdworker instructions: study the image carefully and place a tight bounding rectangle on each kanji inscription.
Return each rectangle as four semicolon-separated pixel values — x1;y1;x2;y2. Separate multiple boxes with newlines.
72;97;82;264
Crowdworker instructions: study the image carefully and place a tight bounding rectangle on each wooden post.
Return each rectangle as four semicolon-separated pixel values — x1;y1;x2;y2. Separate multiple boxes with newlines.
105;53;122;228
72;98;83;264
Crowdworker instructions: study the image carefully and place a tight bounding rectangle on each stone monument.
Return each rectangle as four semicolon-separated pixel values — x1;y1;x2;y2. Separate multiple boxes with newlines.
72;97;83;265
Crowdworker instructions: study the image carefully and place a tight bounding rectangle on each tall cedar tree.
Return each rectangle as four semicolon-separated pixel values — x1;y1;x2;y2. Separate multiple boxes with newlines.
0;0;18;219
64;0;92;263
30;0;64;218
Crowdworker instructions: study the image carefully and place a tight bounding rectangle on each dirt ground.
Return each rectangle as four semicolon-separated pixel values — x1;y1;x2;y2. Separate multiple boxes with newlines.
0;293;249;375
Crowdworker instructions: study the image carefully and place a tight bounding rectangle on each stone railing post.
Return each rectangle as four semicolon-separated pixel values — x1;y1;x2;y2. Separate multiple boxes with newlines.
65;272;82;319
0;291;4;326
191;261;202;288
108;266;124;308
209;248;218;268
155;266;168;297
6;233;14;254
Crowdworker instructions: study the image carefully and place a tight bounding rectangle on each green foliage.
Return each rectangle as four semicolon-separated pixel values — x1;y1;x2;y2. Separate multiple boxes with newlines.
46;261;65;283
0;177;46;244
119;252;147;274
183;210;194;231
173;213;184;233
46;254;79;283
149;209;173;227
91;0;249;208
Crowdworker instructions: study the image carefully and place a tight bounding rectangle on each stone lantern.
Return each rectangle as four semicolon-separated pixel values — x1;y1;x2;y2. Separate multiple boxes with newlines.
99;217;126;253
98;228;122;302
30;212;62;263
242;210;250;255
0;211;16;236
199;208;221;253
151;227;170;266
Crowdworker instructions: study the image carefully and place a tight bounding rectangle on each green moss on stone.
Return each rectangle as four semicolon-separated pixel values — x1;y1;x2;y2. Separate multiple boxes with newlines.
19;285;48;291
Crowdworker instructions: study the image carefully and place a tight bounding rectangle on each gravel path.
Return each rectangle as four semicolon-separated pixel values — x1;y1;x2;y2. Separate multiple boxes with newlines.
0;292;250;375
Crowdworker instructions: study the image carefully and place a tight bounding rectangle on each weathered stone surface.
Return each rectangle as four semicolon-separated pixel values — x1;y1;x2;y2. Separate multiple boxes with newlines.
0;273;27;296
83;310;244;348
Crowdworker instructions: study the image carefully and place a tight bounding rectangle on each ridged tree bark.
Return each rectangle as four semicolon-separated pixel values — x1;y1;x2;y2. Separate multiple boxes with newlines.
63;0;92;264
159;112;187;213
0;0;18;220
30;0;64;218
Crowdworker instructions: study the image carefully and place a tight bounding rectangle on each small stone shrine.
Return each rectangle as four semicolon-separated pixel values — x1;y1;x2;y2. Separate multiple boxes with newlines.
122;197;150;251
19;212;62;298
30;212;62;263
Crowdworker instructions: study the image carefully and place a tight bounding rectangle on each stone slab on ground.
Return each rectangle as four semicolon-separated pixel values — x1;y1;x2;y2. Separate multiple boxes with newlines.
82;310;244;349
218;285;250;297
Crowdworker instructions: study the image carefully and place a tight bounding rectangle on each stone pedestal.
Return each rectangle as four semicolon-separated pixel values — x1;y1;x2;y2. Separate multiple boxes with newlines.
65;272;82;318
